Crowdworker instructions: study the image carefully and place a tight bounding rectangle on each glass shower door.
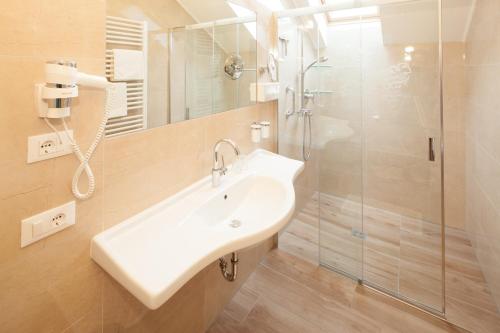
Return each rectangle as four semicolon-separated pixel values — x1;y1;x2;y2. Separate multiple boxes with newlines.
360;0;443;312
278;0;444;314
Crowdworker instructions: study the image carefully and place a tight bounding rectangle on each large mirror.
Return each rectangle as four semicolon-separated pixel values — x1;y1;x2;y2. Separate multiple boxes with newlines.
105;0;257;137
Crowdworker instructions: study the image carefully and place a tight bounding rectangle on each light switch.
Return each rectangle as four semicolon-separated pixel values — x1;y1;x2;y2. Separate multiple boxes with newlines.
32;220;48;237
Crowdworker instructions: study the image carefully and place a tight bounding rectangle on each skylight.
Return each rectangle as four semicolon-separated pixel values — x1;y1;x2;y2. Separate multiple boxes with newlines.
317;0;379;23
227;2;257;40
327;6;379;22
255;0;284;12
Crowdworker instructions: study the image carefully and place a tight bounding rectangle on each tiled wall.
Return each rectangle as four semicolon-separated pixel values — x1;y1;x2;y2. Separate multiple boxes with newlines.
0;0;278;331
464;0;500;310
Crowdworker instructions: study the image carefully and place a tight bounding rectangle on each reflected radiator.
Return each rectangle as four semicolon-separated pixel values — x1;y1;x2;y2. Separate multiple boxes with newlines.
105;15;148;137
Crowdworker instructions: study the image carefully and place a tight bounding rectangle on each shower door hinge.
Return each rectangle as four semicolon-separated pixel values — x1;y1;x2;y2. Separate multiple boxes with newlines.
352;229;367;240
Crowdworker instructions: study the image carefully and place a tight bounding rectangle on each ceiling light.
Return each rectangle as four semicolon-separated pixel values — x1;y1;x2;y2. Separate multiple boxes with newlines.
405;46;415;53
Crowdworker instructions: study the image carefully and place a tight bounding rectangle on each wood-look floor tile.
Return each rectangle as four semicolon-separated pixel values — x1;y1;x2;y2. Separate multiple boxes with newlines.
222;286;259;323
210;248;468;333
310;192;498;328
261;250;357;308
243;297;324;333
244;265;381;332
211;192;500;333
277;231;318;264
284;219;319;245
351;286;465;333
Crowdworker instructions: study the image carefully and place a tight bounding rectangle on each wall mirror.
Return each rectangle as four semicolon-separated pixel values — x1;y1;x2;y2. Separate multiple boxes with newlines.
105;0;257;137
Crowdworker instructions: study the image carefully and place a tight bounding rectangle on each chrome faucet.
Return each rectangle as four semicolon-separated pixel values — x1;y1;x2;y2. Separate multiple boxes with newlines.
212;139;240;187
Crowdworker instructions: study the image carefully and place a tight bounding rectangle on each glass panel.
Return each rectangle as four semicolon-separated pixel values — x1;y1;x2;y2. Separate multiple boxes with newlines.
361;0;442;311
316;21;364;279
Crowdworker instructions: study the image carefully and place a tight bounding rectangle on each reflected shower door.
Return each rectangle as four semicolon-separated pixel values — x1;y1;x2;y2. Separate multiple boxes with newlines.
184;27;214;120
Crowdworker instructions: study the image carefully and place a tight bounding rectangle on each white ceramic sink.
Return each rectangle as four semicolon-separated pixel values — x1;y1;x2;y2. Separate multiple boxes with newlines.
91;149;304;309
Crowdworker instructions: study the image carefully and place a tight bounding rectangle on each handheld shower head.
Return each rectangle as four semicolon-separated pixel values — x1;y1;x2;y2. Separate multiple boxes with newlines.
304;56;329;73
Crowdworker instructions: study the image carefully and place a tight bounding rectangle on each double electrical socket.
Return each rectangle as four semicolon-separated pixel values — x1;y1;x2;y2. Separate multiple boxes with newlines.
21;201;76;247
27;130;74;163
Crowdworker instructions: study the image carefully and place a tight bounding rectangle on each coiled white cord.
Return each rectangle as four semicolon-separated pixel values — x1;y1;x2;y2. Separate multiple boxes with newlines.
43;117;64;144
44;88;111;200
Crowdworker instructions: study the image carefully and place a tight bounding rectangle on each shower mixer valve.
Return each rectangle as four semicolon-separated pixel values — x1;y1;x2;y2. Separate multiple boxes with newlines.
298;108;313;117
303;89;316;105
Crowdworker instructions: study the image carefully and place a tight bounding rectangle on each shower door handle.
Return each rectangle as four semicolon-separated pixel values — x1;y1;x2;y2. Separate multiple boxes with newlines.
428;137;435;162
285;86;296;119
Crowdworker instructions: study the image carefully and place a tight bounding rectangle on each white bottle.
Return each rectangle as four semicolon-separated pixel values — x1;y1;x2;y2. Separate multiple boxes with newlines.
260;121;270;139
251;123;262;143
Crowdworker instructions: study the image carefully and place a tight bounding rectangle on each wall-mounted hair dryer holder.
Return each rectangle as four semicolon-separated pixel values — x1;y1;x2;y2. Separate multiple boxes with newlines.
34;84;78;118
35;61;110;119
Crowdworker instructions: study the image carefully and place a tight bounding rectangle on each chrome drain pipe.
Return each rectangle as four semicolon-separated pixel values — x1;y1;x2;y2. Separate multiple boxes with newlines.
219;252;238;282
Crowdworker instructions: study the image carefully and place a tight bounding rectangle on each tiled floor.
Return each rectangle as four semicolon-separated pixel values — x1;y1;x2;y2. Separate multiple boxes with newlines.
209;193;500;333
207;250;466;332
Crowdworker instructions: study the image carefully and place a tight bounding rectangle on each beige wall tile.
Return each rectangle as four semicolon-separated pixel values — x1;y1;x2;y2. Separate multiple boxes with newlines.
0;0;105;58
464;0;500;310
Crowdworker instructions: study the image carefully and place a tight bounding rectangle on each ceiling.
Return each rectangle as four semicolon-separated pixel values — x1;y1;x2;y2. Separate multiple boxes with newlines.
175;0;257;54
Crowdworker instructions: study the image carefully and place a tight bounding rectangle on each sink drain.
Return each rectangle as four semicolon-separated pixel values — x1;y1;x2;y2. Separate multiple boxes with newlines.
229;220;242;228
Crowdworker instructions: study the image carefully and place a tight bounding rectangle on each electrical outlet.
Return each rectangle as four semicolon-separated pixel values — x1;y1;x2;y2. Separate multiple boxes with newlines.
50;213;66;227
21;201;76;247
39;139;58;155
27;130;74;163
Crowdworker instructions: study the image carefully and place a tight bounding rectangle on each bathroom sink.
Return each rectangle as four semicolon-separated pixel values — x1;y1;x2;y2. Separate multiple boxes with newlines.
90;149;304;309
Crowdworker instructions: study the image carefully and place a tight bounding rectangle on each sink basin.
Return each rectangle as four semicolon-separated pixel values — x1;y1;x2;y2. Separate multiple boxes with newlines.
91;149;304;309
190;175;287;230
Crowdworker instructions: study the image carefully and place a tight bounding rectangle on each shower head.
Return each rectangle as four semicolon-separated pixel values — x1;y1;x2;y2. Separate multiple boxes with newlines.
304;56;329;73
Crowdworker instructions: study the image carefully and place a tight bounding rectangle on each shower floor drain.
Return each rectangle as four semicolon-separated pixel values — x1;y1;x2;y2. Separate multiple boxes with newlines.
229;220;242;228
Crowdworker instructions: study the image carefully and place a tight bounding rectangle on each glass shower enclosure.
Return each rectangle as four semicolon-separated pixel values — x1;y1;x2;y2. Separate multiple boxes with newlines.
277;0;444;314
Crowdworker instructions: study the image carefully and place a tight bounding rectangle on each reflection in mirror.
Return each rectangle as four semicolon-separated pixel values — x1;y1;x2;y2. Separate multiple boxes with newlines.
105;0;257;137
